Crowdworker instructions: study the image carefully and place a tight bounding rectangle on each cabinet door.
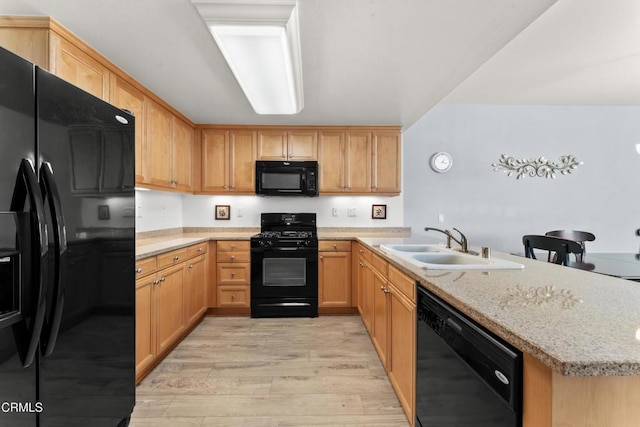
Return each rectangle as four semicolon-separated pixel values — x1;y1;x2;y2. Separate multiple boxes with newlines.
257;129;287;160
201;129;229;192
288;130;317;160
51;35;110;100
345;131;372;192
135;275;156;379
360;259;374;334
172;117;194;191
155;263;185;355
388;284;416;423
372;131;401;193
146;99;173;188
110;76;147;184
229;130;256;193
372;270;389;368
318;251;351;307
184;254;207;326
318;131;345;193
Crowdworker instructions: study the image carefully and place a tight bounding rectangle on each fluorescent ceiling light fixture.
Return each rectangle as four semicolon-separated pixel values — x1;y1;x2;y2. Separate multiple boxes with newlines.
192;1;304;115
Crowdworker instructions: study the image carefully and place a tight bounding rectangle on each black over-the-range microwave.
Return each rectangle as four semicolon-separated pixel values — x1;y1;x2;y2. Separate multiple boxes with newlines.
255;160;318;196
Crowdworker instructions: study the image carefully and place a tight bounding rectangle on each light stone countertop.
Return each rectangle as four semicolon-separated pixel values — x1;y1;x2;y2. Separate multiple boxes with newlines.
356;236;640;377
135;228;640;377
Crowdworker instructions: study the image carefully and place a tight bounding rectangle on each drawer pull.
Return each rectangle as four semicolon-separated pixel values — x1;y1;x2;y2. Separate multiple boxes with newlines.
152;280;159;286
198;247;203;252
160;277;166;282
230;244;236;249
231;294;236;300
231;255;235;260
231;272;236;278
189;264;193;269
173;256;179;261
332;243;337;249
135;268;142;273
359;249;364;254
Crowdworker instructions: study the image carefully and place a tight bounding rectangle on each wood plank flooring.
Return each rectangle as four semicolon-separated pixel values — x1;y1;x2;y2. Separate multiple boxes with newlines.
130;316;410;426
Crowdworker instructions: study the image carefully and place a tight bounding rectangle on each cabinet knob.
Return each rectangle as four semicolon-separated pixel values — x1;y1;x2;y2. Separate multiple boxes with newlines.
198;248;203;252
223;185;229;189
332;243;337;249
231;255;235;260
231;272;236;277
173;256;179;261
231;294;236;300
282;154;286;158
160;277;166;283
152;280;159;285
231;244;236;249
319;255;324;260
383;287;390;294
136;268;142;273
189;264;193;269
359;261;364;267
230;185;235;189
359;249;364;254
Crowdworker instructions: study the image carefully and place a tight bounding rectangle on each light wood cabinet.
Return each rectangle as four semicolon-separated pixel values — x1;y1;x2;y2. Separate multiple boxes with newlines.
201;129;257;193
318;129;401;195
135;243;209;383
135;273;156;379
184;254;207;326
216;241;250;308
319;241;351;307
371;264;390;368
387;268;416;424
257;129;317;160
155;263;186;355
357;244;416;426
146;99;194;191
372;131;402;193
0;17;110;100
110;75;147;184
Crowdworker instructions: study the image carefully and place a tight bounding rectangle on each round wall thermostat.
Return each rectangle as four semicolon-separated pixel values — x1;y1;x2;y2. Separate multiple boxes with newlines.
430;151;453;173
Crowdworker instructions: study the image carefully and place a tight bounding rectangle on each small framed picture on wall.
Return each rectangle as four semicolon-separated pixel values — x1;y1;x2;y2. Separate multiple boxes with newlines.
371;204;387;219
215;205;230;220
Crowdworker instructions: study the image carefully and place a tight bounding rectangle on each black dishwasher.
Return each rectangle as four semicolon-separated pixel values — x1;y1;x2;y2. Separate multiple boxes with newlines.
416;287;522;427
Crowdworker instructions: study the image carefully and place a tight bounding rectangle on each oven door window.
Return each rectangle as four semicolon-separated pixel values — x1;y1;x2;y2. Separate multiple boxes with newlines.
261;172;302;190
263;258;306;286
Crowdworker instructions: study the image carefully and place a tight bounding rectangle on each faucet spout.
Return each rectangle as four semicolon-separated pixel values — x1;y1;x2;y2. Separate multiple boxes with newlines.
424;226;469;253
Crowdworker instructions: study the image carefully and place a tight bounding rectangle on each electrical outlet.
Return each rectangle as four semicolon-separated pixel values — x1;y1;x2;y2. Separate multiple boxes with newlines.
438;213;445;223
332;207;339;217
136;206;142;218
348;208;357;217
237;208;244;217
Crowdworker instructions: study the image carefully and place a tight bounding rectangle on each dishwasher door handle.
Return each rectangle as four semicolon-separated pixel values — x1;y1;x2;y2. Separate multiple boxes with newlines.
446;317;463;333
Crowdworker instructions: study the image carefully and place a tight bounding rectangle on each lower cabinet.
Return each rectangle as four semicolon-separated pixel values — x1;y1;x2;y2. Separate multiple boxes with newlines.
356;245;417;426
318;241;352;308
135;243;208;382
216;241;250;309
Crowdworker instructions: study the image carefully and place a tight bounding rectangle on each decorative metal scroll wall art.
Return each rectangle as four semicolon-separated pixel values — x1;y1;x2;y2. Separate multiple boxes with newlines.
492;154;582;179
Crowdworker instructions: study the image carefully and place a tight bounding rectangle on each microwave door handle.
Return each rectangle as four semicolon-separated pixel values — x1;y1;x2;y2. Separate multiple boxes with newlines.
39;162;66;357
10;159;48;368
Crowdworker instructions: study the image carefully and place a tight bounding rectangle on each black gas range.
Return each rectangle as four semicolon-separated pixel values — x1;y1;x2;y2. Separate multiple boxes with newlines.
250;213;318;318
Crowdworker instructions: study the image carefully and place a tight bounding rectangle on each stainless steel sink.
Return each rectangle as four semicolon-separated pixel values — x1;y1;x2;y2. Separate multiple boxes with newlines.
380;244;524;270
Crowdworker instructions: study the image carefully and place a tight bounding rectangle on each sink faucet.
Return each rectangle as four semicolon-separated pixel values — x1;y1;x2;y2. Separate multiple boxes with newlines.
424;227;469;253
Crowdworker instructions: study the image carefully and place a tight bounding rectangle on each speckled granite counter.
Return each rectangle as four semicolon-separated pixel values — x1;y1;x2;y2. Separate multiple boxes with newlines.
135;227;410;259
356;236;640;377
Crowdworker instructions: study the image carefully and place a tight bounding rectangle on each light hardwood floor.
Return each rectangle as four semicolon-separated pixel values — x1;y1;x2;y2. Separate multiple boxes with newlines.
130;316;410;426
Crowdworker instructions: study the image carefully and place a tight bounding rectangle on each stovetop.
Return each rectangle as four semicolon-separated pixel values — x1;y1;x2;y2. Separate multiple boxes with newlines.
252;231;315;239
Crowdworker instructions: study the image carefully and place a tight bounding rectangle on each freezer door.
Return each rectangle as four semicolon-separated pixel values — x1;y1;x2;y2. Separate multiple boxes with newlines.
36;67;136;427
0;46;39;427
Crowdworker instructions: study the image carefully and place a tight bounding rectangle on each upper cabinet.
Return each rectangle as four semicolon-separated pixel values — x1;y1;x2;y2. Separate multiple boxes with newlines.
200;128;256;194
146;99;194;191
257;129;317;161
318;128;401;196
110;75;147;184
0;17;110;101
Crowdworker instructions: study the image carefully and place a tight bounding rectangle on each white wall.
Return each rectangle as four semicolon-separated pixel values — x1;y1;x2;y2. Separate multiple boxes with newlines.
135;190;404;231
403;105;640;254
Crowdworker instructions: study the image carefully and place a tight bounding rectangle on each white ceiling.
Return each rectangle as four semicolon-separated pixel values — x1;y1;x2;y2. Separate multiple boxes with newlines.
1;0;637;128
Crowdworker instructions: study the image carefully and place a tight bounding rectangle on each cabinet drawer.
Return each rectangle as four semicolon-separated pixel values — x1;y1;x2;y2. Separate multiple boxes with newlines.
217;251;250;263
135;257;157;278
217;241;249;252
157;248;188;269
217;285;250;307
371;252;388;276
356;243;372;262
217;263;250;285
319;241;351;252
388;265;415;303
186;243;207;259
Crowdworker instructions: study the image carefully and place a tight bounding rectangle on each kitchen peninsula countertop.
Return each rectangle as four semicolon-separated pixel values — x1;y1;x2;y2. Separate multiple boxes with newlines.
357;236;640;377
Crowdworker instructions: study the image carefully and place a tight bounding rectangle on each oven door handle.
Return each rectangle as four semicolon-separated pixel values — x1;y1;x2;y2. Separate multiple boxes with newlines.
252;247;317;252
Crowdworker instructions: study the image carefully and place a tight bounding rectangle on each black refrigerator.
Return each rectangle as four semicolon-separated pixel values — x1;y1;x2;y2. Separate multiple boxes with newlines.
0;46;135;426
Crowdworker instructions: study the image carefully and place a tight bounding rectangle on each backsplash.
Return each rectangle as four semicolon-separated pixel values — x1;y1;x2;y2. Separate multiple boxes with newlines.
135;190;404;232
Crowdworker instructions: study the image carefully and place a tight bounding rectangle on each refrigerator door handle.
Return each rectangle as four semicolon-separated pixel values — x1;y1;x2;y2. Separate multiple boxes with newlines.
39;162;66;357
10;158;48;368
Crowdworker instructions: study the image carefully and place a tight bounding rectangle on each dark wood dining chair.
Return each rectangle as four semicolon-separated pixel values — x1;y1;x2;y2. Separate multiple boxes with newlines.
522;235;583;266
545;230;595;262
